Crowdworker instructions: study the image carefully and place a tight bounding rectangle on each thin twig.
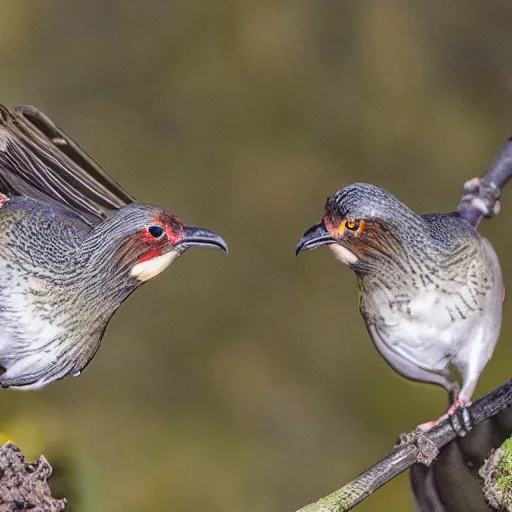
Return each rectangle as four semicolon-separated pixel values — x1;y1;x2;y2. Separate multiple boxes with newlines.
295;380;512;512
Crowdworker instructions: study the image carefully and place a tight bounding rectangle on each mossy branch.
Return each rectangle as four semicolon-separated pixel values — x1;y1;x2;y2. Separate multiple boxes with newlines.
295;379;512;512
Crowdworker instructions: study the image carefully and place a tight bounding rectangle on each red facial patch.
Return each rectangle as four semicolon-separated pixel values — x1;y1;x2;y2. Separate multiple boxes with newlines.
152;214;183;244
118;212;185;268
141;227;162;243
138;248;164;263
322;213;337;233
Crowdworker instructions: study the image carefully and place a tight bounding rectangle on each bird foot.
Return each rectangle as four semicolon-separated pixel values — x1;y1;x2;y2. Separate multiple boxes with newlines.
0;193;9;208
448;402;473;437
445;397;468;416
459;176;501;218
416;418;443;432
396;429;439;466
416;397;473;437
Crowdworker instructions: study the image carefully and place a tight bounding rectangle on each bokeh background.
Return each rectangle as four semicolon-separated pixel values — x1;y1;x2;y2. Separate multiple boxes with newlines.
0;1;512;510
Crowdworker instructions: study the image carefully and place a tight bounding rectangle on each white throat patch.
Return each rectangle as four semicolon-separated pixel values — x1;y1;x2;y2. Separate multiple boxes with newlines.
131;251;180;282
329;244;359;265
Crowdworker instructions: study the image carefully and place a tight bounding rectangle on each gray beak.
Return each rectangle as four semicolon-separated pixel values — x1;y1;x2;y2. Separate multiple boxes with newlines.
296;222;335;256
176;226;228;253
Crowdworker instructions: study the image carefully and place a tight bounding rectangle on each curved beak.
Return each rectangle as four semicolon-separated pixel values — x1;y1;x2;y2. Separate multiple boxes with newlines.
296;222;335;256
176;226;228;253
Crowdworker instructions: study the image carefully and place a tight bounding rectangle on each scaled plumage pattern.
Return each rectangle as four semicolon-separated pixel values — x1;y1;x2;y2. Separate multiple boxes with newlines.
0;105;227;390
297;183;503;425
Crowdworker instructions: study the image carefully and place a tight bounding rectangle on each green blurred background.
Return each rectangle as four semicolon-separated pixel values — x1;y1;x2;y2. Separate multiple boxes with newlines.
0;1;511;510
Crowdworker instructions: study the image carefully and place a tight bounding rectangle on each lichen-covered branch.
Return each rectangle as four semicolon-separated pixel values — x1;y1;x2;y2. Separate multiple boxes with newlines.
295;380;512;512
0;442;66;512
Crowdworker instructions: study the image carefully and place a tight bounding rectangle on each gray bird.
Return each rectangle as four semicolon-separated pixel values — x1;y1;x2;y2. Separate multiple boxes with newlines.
0;104;227;390
296;183;503;427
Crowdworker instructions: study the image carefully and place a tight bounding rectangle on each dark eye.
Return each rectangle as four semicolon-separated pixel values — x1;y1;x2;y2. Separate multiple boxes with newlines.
147;225;165;238
345;220;359;231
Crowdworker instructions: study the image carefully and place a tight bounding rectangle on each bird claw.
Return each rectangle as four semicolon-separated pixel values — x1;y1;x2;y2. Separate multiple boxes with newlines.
416;398;473;437
0;193;9;208
459;176;501;218
417;417;444;432
462;176;482;194
449;404;473;437
396;429;439;466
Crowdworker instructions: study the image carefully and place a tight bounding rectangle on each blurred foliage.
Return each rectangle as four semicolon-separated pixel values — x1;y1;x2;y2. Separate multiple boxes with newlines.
0;1;512;510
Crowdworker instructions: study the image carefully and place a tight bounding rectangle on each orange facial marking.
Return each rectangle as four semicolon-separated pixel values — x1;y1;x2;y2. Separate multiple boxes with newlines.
353;219;366;235
323;214;366;237
335;220;347;234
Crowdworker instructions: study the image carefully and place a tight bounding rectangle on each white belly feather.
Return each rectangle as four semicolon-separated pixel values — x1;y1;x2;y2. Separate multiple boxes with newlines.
0;280;66;389
366;286;483;372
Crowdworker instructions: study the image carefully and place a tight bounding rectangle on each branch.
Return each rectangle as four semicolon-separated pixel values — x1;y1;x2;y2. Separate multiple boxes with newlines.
295;379;512;512
458;137;512;227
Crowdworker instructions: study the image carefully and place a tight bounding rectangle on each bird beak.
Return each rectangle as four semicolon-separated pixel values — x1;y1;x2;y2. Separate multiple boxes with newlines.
176;226;228;253
296;222;335;256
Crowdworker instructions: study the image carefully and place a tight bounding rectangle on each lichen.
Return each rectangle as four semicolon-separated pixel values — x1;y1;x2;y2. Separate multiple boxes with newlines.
0;442;66;512
480;437;512;510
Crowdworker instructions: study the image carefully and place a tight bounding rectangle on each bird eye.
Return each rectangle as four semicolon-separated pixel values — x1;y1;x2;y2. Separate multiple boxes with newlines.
345;220;359;231
147;225;165;239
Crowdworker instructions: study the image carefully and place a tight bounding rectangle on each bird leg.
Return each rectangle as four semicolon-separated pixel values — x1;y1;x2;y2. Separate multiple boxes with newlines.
417;418;444;432
0;193;9;208
417;396;472;436
445;396;469;416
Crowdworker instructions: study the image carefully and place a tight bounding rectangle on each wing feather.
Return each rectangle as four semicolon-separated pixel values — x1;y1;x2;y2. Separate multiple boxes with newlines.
0;104;135;226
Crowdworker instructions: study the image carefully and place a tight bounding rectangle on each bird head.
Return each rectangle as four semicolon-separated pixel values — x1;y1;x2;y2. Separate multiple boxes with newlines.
296;183;421;272
84;203;227;283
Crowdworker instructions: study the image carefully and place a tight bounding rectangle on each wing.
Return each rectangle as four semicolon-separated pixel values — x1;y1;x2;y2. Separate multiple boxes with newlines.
0;104;135;226
422;213;497;315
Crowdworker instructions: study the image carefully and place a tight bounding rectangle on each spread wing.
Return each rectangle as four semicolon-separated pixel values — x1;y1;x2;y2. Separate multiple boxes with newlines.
0;104;135;226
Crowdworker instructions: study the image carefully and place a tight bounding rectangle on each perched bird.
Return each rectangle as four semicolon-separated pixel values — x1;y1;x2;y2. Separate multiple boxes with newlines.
296;183;503;427
0;104;227;390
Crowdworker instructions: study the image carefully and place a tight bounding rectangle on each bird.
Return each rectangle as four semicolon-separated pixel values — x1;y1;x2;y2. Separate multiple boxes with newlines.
296;182;503;428
0;104;227;390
